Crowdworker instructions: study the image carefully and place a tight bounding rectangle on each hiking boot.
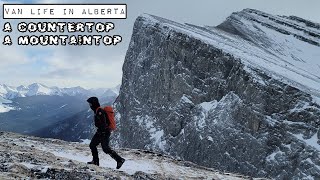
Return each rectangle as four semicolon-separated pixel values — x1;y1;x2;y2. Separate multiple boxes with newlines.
116;158;125;169
87;160;99;166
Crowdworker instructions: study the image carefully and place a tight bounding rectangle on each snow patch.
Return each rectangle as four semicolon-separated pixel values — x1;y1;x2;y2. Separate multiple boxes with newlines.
134;97;141;104
180;94;193;104
195;100;218;131
282;120;306;126
266;148;285;162
312;95;320;106
199;100;218;112
305;158;320;171
80;139;91;145
0;104;13;113
20;162;51;173
265;116;278;126
283;143;292;150
293;133;320;151
135;115;167;151
59;104;68;108
0;96;13;113
20;162;37;169
50;149;158;176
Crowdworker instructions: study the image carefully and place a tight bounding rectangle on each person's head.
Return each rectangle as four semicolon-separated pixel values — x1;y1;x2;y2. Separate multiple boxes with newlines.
87;97;100;112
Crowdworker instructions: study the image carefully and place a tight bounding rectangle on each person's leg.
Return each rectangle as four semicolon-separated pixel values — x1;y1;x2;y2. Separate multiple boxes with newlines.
101;131;125;168
88;133;101;165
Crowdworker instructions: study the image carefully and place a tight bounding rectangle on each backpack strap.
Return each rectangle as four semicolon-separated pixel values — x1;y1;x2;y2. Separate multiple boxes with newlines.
95;107;102;114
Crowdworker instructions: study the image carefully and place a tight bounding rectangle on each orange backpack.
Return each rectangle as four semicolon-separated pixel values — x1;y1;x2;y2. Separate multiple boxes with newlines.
96;106;116;131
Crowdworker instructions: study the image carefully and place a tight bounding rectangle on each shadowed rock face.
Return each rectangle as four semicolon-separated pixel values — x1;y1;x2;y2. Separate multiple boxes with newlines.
113;9;320;179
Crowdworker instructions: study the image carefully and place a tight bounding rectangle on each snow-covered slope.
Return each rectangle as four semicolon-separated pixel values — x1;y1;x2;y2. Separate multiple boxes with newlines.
0;131;257;180
89;84;121;97
140;9;320;98
0;96;13;113
215;9;320;97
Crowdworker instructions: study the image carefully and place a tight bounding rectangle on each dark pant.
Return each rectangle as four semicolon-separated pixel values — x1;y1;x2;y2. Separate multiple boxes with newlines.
89;131;122;162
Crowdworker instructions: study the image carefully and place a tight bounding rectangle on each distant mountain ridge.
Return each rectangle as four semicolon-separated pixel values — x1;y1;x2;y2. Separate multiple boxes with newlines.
0;83;120;113
0;83;120;100
0;83;120;135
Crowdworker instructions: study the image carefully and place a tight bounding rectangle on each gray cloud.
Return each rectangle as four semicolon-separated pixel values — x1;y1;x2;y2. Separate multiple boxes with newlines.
1;0;319;88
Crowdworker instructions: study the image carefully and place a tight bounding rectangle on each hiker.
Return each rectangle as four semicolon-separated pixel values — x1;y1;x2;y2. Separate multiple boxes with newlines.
86;97;125;169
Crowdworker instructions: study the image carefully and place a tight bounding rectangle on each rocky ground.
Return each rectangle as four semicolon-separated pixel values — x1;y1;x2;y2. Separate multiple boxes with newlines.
0;131;265;180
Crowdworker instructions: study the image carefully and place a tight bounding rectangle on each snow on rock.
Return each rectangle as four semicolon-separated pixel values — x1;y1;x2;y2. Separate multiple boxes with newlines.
56;104;68;109
0;105;13;113
26;83;55;96
293;133;320;151
199;100;218;112
0;131;254;180
79;139;91;145
0;96;13;113
142;9;320;97
312;95;320;106
135;115;167;151
180;94;193;104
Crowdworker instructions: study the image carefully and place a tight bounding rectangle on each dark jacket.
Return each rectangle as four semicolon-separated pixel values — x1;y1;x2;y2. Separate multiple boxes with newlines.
87;97;110;132
94;108;110;132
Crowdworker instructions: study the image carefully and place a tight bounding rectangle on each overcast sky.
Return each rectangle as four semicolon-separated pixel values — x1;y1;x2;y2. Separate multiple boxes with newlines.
1;0;319;89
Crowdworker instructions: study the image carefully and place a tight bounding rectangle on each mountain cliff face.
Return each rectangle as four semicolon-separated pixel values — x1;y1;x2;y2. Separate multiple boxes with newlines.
114;9;320;179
